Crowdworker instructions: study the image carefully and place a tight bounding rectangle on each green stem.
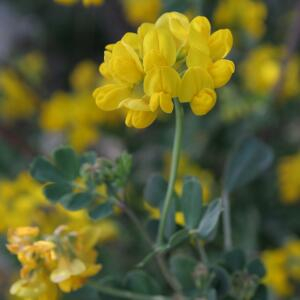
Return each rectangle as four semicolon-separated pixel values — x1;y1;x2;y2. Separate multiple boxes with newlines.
90;283;171;300
222;191;232;251
195;239;209;265
157;99;184;246
116;199;182;293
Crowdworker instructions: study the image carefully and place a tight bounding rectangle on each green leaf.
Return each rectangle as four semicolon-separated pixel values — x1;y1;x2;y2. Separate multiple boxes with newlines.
164;196;176;239
65;192;94;211
80;151;97;165
144;174;167;207
211;266;230;296
30;157;65;183
43;183;72;202
223;136;274;193
89;202;113;220
251;284;268;300
170;254;197;290
247;259;266;278
224;249;246;272
197;199;222;239
124;270;161;295
181;176;202;229
168;228;189;248
136;246;168;268
207;289;217;300
53;146;80;180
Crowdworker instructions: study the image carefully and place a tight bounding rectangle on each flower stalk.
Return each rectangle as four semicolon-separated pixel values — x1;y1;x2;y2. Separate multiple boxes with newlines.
156;99;184;246
222;191;233;251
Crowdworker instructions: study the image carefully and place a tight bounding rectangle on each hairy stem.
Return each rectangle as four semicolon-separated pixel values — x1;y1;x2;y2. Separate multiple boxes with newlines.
157;99;184;246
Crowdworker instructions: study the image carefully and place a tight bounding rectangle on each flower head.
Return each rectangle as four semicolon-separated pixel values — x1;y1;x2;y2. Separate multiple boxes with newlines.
7;224;112;299
93;12;234;129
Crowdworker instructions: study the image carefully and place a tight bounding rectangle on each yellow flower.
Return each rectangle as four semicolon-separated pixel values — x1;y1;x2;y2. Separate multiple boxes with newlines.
0;69;38;123
277;152;300;204
7;224;111;299
94;12;234;129
241;45;300;98
54;0;104;6
214;0;267;39
262;249;293;297
262;240;300;297
40;60;122;151
123;0;162;26
10;271;58;300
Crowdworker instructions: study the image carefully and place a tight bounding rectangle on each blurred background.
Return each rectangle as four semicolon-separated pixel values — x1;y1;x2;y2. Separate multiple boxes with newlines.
0;0;299;299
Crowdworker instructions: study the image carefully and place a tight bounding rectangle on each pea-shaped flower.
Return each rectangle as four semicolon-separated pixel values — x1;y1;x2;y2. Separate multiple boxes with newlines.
93;12;235;129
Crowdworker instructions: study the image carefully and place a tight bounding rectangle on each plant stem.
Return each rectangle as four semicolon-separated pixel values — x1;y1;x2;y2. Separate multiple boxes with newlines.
90;283;171;300
157;99;184;246
222;191;232;251
117;200;182;293
195;239;209;265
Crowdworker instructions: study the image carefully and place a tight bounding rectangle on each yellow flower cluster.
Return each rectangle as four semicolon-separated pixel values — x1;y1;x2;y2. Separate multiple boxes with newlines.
241;46;300;98
0;172;119;236
7;225;103;299
54;0;103;7
0;69;38;123
93;12;235;129
262;240;300;296
214;0;267;39
40;61;122;151
278;152;300;204
123;0;162;26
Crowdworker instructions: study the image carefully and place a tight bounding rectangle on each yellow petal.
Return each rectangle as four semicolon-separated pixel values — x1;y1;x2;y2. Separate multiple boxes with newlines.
188;16;211;50
109;41;143;84
150;92;174;113
209;29;233;61
144;66;180;97
190;88;217;116
132;111;157;128
156;12;190;44
50;268;71;283
209;59;235;88
186;47;212;68
93;84;131;111
143;28;176;67
119;98;151;111
179;67;214;103
143;50;169;72
69;259;86;276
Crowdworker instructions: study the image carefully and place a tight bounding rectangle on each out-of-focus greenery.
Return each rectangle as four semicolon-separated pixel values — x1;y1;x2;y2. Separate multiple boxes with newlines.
0;0;300;299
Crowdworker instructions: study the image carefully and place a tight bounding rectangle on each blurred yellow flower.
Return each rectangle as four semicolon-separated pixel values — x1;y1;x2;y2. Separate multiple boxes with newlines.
241;46;300;98
54;0;103;6
262;240;300;297
40;60;122;151
94;12;234;129
214;0;267;39
0;69;38;123
0;171;119;236
123;0;162;26
17;51;45;85
278;152;300;204
262;248;292;297
7;224;110;299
